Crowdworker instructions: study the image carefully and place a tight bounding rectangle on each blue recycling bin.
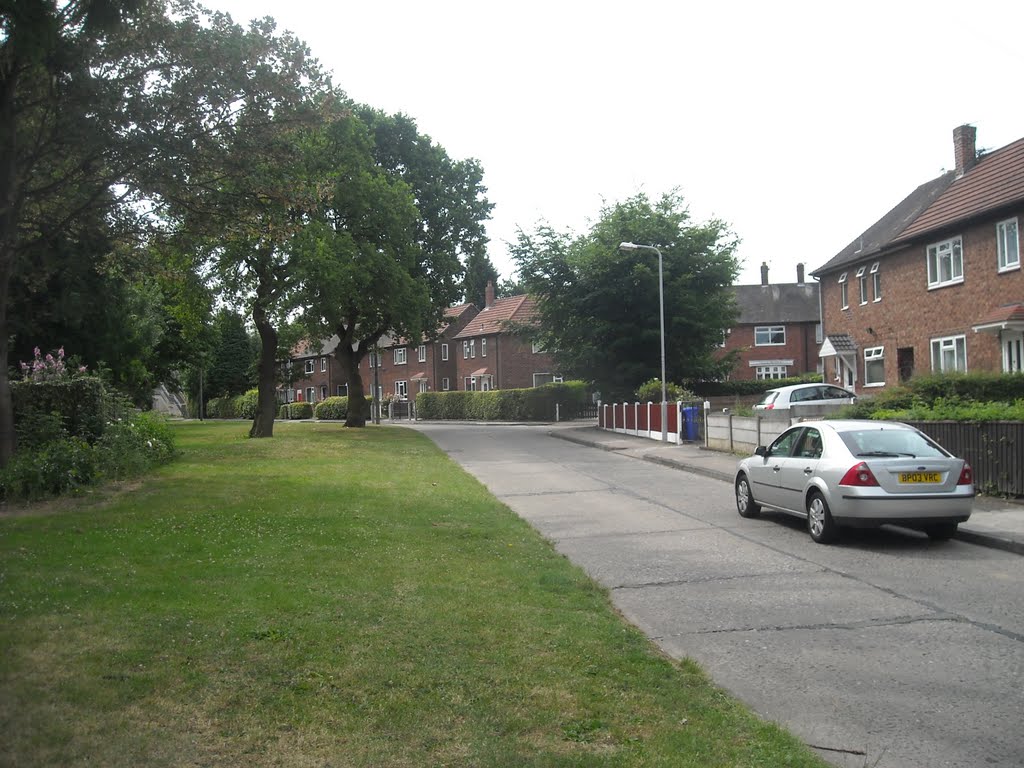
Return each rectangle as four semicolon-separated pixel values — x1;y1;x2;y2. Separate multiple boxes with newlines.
682;405;700;441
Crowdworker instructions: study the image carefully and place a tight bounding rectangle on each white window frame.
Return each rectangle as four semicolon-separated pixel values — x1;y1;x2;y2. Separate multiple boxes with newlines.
754;325;786;346
870;262;881;302
864;346;885;387
320;357;327;372
927;236;964;288
417;344;427;363
441;343;449;361
304;359;315;375
464;376;477;391
441;377;450;391
395;380;408;399
856;266;868;305
1002;330;1023;373
368;351;379;368
418;379;428;394
305;387;316;403
930;334;967;373
532;341;545;354
997;217;1020;272
838;272;848;310
481;338;487;357
755;365;788;380
394;347;407;365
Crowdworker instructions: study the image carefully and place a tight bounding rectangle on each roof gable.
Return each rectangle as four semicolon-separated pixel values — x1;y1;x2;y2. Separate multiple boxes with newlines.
454;295;536;339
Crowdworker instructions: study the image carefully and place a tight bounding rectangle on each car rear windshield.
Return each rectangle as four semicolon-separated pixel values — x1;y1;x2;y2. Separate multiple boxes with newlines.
838;429;949;458
757;391;779;406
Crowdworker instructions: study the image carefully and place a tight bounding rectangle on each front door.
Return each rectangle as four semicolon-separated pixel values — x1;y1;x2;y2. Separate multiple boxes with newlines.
1004;331;1023;373
898;347;915;382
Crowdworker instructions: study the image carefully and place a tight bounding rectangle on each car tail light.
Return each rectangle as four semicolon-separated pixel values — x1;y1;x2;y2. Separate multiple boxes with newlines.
958;462;973;486
764;403;774;410
839;462;879;487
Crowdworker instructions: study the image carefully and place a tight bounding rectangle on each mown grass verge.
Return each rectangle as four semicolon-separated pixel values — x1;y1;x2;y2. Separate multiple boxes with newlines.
0;421;827;767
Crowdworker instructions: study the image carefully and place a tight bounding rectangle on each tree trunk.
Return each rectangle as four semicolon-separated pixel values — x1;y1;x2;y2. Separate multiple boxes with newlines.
336;343;369;428
249;302;278;438
0;63;20;467
0;258;14;466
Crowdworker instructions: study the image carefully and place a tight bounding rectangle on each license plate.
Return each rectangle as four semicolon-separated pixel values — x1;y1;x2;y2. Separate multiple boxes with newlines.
899;472;941;484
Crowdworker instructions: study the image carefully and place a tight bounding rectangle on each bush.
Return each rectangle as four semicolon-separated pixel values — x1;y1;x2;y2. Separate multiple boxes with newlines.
234;389;260;420
834;373;1024;422
285;402;313;420
635;378;696;403
416;381;591;421
206;396;237;419
314;396;349;420
11;376;107;441
689;373;822;397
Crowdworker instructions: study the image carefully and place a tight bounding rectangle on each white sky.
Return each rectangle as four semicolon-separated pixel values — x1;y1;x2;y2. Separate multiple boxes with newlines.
203;0;1023;286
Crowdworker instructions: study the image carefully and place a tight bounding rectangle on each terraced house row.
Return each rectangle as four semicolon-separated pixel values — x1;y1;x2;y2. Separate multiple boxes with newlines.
812;124;1023;391
282;282;560;404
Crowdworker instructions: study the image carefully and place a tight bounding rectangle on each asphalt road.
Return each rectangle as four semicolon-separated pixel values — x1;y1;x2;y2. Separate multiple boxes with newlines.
408;422;1024;768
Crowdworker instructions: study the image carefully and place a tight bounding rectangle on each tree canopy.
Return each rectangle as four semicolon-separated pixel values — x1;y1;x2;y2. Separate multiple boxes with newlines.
513;191;740;400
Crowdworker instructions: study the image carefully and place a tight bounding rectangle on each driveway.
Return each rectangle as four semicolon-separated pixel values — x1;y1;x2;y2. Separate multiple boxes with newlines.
408;422;1024;768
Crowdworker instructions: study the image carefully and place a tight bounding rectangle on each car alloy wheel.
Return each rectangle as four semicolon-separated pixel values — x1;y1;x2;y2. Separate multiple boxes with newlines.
807;491;838;544
735;474;761;518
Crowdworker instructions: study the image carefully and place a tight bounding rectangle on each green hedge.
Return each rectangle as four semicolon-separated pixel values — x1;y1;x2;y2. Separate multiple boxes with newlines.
837;372;1024;422
235;389;259;420
206;396;237;419
11;376;107;441
314;396;349;420
688;373;823;397
279;401;313;420
417;381;590;421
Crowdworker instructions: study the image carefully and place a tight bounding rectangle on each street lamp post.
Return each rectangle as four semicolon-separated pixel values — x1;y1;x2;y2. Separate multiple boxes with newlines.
619;242;668;443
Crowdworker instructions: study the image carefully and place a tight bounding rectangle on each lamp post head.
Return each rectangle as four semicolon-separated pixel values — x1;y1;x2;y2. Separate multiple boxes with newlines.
618;241;639;251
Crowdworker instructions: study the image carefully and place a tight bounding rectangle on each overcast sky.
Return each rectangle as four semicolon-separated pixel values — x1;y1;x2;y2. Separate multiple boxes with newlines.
203;0;1023;287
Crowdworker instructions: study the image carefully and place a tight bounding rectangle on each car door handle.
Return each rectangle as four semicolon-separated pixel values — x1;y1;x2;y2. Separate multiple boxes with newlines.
803;467;814;474
772;465;781;472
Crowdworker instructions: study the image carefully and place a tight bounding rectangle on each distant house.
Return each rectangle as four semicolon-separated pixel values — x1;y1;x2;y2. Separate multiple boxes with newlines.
718;263;821;381
452;282;560;391
811;125;1023;392
284;336;346;404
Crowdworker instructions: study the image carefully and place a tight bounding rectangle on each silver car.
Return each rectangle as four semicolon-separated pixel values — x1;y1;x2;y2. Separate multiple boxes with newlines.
734;420;974;543
753;382;857;411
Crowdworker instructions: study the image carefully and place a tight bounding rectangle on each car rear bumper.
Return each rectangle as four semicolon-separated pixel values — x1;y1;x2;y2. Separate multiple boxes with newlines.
834;492;973;525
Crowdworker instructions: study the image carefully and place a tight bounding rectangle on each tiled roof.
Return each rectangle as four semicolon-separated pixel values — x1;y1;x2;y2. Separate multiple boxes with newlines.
972;302;1024;330
454;295;536;339
821;333;857;355
812;132;1024;277
895;136;1024;243
445;303;474;319
733;282;819;324
292;335;340;357
810;174;953;277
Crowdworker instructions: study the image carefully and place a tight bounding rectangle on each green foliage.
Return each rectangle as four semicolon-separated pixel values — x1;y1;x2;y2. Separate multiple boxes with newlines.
836;373;1024;422
314;396;349;420
871;396;1024;422
283;402;314;420
417;382;590;421
206;397;238;419
11;377;107;442
462;251;500;308
234;389;260;420
514;191;740;400
635;378;696;403
0;438;98;500
903;372;1024;402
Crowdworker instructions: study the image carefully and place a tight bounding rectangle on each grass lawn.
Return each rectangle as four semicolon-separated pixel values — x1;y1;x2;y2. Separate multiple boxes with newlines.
0;421;827;767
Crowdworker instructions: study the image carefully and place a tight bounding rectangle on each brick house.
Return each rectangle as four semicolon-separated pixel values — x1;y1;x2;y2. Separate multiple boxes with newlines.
283;336;347;403
718;262;821;381
811;125;1023;392
363;303;479;401
452;282;560;391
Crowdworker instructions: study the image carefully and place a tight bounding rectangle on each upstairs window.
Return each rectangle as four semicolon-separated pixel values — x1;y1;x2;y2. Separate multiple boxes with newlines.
321;357;327;372
481;338;487;357
997;218;1019;272
754;325;786;346
870;262;882;302
927;236;963;288
441;343;449;361
394;347;407;365
857;266;868;305
838;272;848;310
304;359;315;374
417;344;427;363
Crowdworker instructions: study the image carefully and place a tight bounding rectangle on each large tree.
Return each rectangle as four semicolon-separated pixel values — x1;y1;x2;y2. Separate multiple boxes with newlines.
297;109;493;427
513;191;740;400
461;250;499;308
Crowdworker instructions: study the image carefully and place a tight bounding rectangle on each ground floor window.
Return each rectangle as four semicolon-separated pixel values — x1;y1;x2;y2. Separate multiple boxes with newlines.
1003;331;1023;373
442;377;450;391
337;384;348;396
863;346;885;386
418;379;428;394
755;365;788;380
305;387;316;403
930;335;967;373
395;380;408;399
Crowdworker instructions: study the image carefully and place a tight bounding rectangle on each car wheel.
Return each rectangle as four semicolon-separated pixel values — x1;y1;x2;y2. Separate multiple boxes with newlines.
735;474;761;518
807;491;838;544
925;522;958;541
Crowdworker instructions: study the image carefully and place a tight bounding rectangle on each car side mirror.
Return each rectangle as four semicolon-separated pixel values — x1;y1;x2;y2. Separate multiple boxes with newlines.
754;446;768;457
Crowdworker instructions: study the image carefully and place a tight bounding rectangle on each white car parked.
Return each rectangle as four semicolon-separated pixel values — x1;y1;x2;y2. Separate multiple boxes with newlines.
753;382;857;411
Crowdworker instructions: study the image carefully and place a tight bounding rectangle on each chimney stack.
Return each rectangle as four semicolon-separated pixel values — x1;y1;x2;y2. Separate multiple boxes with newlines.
760;262;769;286
797;263;805;285
484;280;495;309
953;124;977;177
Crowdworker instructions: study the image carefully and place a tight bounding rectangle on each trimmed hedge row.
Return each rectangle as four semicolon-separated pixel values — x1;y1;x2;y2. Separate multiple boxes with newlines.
417;381;589;421
278;402;314;419
314;396;349;420
688;373;824;397
11;377;107;441
839;372;1024;422
206;388;259;419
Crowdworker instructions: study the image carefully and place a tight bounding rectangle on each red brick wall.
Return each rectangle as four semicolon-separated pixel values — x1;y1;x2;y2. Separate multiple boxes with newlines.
820;206;1024;391
719;321;821;380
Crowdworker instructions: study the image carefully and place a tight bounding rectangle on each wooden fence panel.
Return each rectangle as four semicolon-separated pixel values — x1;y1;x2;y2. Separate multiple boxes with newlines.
909;421;1024;496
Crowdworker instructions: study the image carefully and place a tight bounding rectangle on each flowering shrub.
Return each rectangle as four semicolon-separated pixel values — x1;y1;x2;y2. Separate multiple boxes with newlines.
19;347;87;383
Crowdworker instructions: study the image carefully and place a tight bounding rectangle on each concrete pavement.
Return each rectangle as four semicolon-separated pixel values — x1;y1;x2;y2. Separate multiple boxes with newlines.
548;423;1024;556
